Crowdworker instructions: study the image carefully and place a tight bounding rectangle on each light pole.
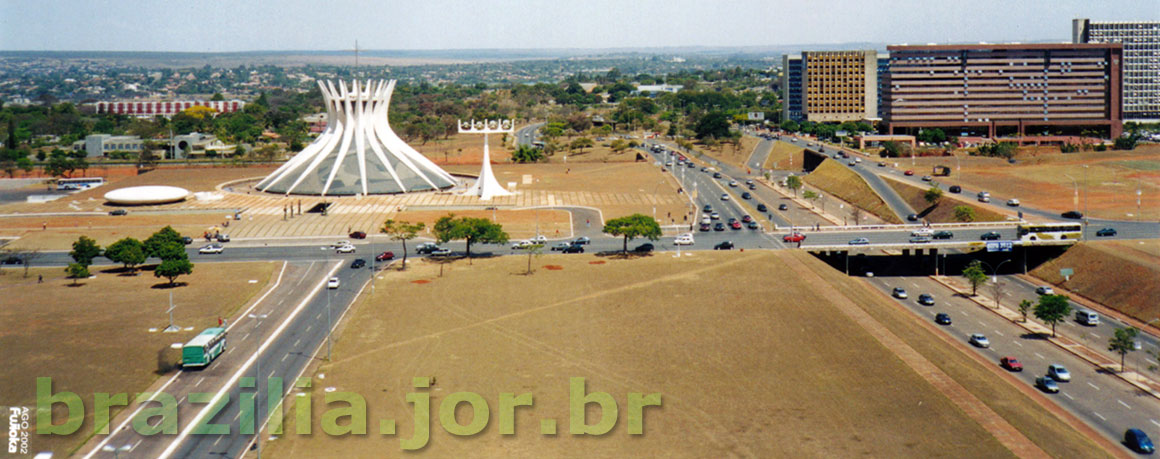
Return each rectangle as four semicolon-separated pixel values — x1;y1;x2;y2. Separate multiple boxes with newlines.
102;444;132;459
978;259;1012;309
248;313;267;459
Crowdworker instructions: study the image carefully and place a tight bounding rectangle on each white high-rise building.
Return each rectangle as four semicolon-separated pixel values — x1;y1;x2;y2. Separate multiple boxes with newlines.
1074;19;1160;122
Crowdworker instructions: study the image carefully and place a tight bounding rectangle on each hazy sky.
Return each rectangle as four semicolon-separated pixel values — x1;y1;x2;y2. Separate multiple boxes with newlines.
2;0;1157;52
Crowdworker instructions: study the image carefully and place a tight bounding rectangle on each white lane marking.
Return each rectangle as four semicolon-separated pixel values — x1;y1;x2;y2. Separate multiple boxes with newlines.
1087;382;1100;391
233;411;242;422
978;320;987;327
994;330;1004;337
959;311;969;316
194;377;204;387
241;332;250;341
281;353;289;362
1093;412;1106;421
306;325;312;332
1063;321;1074;327
1090;334;1101;340
1012;341;1023;347
1118;400;1131;409
1034;352;1046;359
132;439;142;449
1063;392;1074;400
1151;419;1160;428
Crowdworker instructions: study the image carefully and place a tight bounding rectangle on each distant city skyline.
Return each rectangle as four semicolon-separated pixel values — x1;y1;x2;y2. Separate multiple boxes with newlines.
1;0;1157;53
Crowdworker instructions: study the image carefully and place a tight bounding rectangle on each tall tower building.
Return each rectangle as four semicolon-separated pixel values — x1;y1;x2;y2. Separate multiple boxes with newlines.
1074;18;1160;122
781;50;878;124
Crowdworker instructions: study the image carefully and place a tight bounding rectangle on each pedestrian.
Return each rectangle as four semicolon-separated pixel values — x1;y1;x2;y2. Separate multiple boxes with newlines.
38;275;43;283
586;219;590;227
42;222;47;230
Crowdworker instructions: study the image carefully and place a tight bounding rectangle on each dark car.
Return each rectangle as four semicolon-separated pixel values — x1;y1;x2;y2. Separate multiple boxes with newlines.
1125;428;1155;454
713;172;722;178
741;192;752;200
182;236;193;245
1096;227;1117;237
699;223;711;232
1061;210;1084;219
714;223;726;231
713;241;734;250
562;244;584;253
932;230;954;240
980;231;1002;240
350;259;366;269
778;203;789;211
633;243;654;253
375;251;395;262
934;313;952;325
918;293;935;305
0;256;22;265
756;203;768;212
109;209;127;216
907;213;919;222
948;185;962;193
746;221;759;229
747;183;756;190
703;204;712;213
1035;376;1059;393
741;215;753;223
350;231;367;239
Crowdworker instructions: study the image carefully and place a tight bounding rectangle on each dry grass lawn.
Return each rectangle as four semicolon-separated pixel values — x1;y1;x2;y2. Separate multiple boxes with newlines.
262;251;1104;458
763;141;806;171
0;262;277;456
884;176;1008;223
804;160;901;224
1031;241;1160;329
0;215;225;251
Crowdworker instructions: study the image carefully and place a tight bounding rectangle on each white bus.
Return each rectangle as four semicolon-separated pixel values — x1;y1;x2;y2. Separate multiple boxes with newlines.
56;177;105;191
1017;223;1082;242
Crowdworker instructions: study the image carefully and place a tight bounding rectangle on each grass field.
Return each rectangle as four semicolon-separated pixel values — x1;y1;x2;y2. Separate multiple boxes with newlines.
803;160;902;224
0;215;226;251
763;142;806;171
262;251;1106;457
1031;241;1160;330
883;176;1008;223
0;262;277;456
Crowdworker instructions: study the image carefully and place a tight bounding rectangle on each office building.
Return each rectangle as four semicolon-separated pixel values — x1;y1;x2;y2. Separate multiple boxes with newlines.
781;54;804;122
1073;19;1160;121
86;100;246;118
73;134;143;158
782;51;878;123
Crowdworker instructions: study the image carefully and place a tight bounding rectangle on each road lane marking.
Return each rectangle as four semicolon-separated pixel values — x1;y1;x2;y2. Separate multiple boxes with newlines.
1151;419;1160;428
1118;400;1131;409
1093;412;1106;421
241;332;250;341
194;377;204;387
1087;382;1100;391
1034;352;1045;359
133;439;142;449
1063;392;1074;400
281;354;289;362
994;330;1004;337
294;338;301;347
1012;341;1023;347
1090;334;1101;340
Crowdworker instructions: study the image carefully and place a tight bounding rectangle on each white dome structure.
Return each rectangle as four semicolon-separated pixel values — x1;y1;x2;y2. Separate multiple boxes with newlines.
257;79;456;196
104;186;191;205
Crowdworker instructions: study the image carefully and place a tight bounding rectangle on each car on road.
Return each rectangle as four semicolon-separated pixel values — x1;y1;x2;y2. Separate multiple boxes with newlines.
1000;357;1023;372
730;220;742;230
701;216;712;225
350;259;366;269
932;230;954;240
1125;428;1155;454
918;293;935;305
892;287;908;299
1035;286;1054;295
741;192;752;200
1006;198;1020;207
980;231;1002;240
911;228;934;237
182;236;193;245
713;172;722;178
714;241;734;250
741;215;753;223
848;160;857;166
907;213;919;222
512;240;542;250
375;251;395;262
778;203;789;211
327;277;340;289
336;244;356;253
216;234;230;242
710;212;721;220
747;183;756;190
877;162;887;167
934;313;952;325
1096;227;1117;237
562;244;584;254
729;180;739;187
1046;364;1071;382
756;204;767;212
1035;376;1059;393
674;233;695;245
198;244;224;254
430;248;452;257
529;235;548;245
714;223;725;231
699;223;711;231
746;221;760;229
703;204;712;213
415;242;439;254
948;185;961;193
909;235;931;243
1061;210;1084;219
551;242;573;251
969;333;990;348
109;209;127;216
0;256;21;265
349;231;367;239
572;237;590;245
721;193;730;201
921;175;933;181
332;240;351;248
633;243;654;253
848;237;870;245
977;191;991;203
687;162;695;168
904;170;914;176
783;232;806;243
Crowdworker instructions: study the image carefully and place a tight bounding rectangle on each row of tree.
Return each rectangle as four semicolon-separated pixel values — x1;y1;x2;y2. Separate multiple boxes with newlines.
67;226;194;286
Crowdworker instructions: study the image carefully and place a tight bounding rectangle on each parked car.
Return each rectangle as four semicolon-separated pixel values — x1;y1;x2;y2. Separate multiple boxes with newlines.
415;242;439;254
216;234;231;242
198;244;224;254
714;241;734;250
375;251;395;262
1096;227;1117;237
633;243;654;253
349;231;367;239
892;287;908;299
932;230;954;240
1000;357;1023;372
1047;364;1071;382
1124;428;1155;454
1035;376;1059;393
109;209;127;216
336;244;356;253
934;313;952;325
550;242;573;251
783;232;806;243
948;185;962;193
756;203;768;212
562;244;584;254
969;333;990;348
741;192;752;200
430;248;452;257
778;203;789;211
1035;286;1055;295
980;231;1002;240
350;259;366;269
918;293;935;305
1061;210;1084;219
848;237;870;245
327;277;340;289
1006;198;1020;207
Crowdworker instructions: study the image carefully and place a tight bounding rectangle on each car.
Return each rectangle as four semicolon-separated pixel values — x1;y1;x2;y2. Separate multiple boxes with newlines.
674;233;695;245
748;183;757;190
1046;364;1071;382
703;204;713;213
783;232;806;243
1000;357;1023;372
907;213;919;222
1096;227;1117;237
778;203;789;211
727;217;738;224
699;223;711;231
721;193;730;201
932;230;954;240
911;228;934;237
572;237;591;245
980;231;1002;241
336;244;356;253
746;221;760;229
714;241;734;250
430;248;452;257
198;244;224;254
877;161;887;167
729;180;739;187
948;185;962;193
730;220;742;230
375;251;395;262
848;237;870;245
977;191;990;199
909;235;931;243
701;216;712;225
327;277;340;289
415;242;439;254
665;161;673;167
710;212;721;220
918;293;935;305
216;234;231;242
978;195;991;203
904;170;914;176
562;244;584;253
969;333;990;348
350;259;366;269
848;160;857;166
921;175;933;181
332;240;351;248
714;223;726;231
700;167;709;172
529;235;548;245
934;313;952;325
1125;428;1155;454
891;287;908;299
633;243;654;253
745;179;754;185
741;192;752;200
109;209;127;216
349;231;367;239
756;204;768;212
687;162;695;168
713;172;722;178
550;242;573;251
741;215;753;223
0;256;21;265
512;240;541;250
1061;210;1084;219
1035;286;1055;295
182;236;193;245
1006;198;1020;207
1035;376;1059;393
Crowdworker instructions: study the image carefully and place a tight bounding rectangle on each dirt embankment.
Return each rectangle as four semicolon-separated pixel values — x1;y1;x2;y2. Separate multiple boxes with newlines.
1031;241;1160;328
803;160;901;224
884;177;1008;223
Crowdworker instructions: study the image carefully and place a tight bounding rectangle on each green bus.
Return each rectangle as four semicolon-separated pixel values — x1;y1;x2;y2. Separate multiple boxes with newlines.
182;327;228;368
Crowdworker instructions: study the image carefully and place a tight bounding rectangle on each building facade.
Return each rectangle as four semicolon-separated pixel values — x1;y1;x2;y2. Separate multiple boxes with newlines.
86;100;246;118
72;134;143;157
782;51;877;123
781;54;805;122
882;43;1123;140
1073;19;1160;122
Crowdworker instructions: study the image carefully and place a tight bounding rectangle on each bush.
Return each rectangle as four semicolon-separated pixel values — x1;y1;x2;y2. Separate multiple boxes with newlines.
1114;135;1138;151
976;142;1017;159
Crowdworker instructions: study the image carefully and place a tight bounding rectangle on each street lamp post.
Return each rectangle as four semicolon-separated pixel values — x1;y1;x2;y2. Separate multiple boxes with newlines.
247;313;268;459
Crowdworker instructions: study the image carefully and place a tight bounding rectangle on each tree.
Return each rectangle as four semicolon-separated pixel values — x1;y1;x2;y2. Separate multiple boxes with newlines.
154;258;194;287
144;226;185;260
785;175;802;197
65;263;89;286
380;219;425;270
603;213;662;254
153;241;189;263
525;243;544;275
569;137;594;155
694;111;730;139
779;120;799;133
962;260;987;296
70;236;102;266
511;144;543;163
1113;135;1138;151
432;215;509;262
1033;294;1073;337
953;205;976;222
104;237;146;274
1108;327;1139;373
1018;299;1032;323
924;186;943;206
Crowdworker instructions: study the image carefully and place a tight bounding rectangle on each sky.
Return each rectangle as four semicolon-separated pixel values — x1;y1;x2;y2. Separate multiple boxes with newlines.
1;0;1158;52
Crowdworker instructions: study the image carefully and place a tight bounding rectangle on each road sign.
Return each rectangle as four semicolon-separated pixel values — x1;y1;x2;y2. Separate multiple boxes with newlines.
986;241;1013;252
1060;268;1073;280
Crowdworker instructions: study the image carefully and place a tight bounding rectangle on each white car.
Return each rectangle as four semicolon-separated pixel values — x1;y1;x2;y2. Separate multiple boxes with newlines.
336;245;356;254
729;180;739;187
1006;198;1020;207
327;277;340;289
1047;364;1071;382
530;235;548;244
431;248;452;257
198;244;224;254
1035;286;1055;295
332;240;351;248
512;240;541;249
721;193;730;201
674;233;695;245
969;333;990;348
910;228;934;237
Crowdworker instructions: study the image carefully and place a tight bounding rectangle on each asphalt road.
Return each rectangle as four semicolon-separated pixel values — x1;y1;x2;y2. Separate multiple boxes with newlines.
782;137;915;221
515;122;544;147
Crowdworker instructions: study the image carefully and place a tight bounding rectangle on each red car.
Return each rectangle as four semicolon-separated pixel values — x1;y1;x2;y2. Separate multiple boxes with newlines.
903;170;915;176
375;251;395;262
350;231;367;239
783;232;806;243
730;220;742;230
1000;356;1023;372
